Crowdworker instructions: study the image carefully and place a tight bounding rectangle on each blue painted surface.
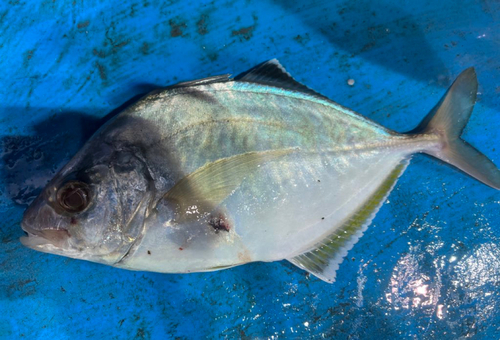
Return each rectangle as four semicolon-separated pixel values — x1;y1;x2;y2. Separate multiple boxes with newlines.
1;0;500;338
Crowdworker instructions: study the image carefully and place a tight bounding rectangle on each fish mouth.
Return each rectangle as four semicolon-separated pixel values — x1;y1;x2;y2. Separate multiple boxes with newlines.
20;222;70;250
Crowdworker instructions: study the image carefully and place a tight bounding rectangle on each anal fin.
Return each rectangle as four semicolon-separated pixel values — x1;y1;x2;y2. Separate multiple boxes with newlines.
288;161;409;283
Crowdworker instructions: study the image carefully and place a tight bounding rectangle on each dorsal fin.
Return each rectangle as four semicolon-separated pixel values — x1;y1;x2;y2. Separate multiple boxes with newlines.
288;160;409;283
174;74;231;88
234;59;330;100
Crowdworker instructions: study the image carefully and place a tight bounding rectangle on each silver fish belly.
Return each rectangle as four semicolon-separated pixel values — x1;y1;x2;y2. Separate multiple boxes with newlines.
21;60;500;283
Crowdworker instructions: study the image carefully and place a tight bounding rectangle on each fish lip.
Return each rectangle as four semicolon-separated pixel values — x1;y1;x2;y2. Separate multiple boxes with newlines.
20;221;70;249
21;220;42;238
20;234;53;249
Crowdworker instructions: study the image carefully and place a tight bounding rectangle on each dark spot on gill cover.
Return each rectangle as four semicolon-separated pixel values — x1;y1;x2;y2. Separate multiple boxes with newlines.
147;250;151;255
169;18;187;38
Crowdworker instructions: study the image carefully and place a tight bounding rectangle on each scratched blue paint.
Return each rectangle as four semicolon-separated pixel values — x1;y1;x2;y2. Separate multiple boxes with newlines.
1;0;500;338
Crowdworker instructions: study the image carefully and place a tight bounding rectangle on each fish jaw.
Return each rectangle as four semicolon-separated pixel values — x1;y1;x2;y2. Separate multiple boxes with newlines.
20;225;121;264
20;216;75;256
19;233;100;262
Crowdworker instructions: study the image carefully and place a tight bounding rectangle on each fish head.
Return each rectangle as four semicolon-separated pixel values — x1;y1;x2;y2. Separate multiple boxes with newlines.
21;141;154;265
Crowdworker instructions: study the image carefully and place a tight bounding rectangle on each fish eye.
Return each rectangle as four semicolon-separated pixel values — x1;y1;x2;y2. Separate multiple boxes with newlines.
57;181;91;213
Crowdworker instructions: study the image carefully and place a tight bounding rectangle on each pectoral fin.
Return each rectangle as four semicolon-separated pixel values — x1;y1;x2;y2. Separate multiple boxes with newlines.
161;149;294;219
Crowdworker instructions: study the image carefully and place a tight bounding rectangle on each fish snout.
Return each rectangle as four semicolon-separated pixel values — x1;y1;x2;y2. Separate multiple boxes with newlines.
21;202;70;248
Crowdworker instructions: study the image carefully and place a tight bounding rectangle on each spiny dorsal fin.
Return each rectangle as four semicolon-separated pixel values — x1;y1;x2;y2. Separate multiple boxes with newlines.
159;149;294;220
174;74;231;88
288;161;409;283
235;59;330;100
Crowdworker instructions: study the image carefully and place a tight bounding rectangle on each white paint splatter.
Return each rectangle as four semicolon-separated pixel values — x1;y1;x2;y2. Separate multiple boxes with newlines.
356;264;367;307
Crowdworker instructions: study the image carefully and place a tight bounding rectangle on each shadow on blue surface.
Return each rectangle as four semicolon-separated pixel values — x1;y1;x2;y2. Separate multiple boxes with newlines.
272;0;450;84
1;112;101;205
0;85;160;206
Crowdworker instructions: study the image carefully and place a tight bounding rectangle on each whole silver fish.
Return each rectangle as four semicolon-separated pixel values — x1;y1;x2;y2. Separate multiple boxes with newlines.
21;60;500;282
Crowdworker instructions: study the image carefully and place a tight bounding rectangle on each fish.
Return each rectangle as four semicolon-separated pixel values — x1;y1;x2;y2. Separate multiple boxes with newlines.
20;60;500;283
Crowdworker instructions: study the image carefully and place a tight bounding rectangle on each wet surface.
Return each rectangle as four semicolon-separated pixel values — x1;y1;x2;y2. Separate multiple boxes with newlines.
1;0;500;338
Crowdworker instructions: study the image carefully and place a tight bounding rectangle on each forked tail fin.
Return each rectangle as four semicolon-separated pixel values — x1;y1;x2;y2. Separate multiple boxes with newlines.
410;68;500;189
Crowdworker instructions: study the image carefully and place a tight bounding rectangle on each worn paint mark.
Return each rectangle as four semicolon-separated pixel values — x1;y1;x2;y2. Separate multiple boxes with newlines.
293;33;310;45
207;52;218;62
23;49;35;68
361;42;376;53
95;62;107;80
136;328;148;339
140;42;150;55
129;3;137;16
92;48;106;58
0;10;8;24
73;74;92;97
77;20;90;29
113;40;130;49
56;50;65;63
104;23;131;52
231;14;258;41
169;18;187;38
197;14;208;35
232;26;254;41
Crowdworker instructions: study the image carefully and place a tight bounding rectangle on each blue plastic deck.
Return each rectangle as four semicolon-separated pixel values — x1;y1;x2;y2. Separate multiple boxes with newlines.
1;0;500;338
